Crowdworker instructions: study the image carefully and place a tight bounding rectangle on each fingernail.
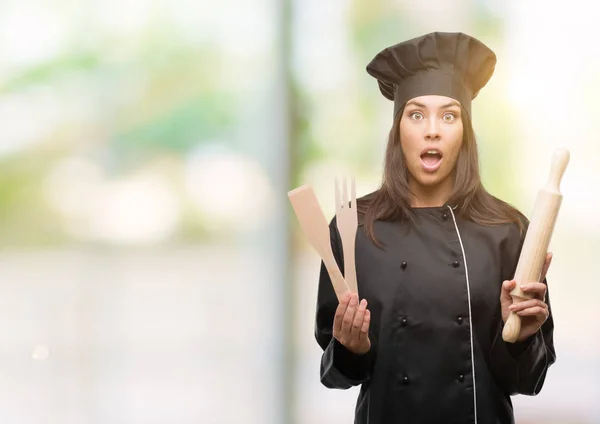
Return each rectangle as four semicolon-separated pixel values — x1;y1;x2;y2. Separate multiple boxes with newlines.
509;305;516;310
521;284;529;290
360;299;366;307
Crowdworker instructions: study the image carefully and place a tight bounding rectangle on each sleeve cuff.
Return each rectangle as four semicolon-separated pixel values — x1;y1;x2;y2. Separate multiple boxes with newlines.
322;336;375;384
333;339;373;372
493;322;545;370
505;332;540;360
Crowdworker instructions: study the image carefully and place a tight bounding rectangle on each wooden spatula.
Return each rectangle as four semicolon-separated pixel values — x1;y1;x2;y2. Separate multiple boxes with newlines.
288;185;350;301
335;176;358;295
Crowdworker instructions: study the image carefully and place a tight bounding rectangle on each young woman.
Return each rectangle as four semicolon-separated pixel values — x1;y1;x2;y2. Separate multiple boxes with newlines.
314;32;556;424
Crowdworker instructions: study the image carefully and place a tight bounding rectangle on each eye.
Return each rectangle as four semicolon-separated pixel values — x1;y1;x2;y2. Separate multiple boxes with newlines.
410;111;424;120
443;112;457;122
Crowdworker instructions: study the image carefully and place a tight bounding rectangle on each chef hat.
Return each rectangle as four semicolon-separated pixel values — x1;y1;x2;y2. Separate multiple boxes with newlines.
366;32;496;118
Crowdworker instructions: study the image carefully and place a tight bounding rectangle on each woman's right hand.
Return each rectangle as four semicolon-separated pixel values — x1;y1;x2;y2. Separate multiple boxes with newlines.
333;292;371;355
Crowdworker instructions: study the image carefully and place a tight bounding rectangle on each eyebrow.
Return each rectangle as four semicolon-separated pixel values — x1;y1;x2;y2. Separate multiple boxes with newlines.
406;100;461;109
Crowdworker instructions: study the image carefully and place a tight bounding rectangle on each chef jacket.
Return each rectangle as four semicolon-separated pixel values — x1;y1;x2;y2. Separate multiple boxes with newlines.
315;205;556;424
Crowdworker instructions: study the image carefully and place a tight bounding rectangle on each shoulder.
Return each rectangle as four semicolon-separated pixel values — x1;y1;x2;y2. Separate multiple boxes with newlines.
356;189;380;223
461;212;527;249
460;215;527;279
505;206;529;244
470;191;530;241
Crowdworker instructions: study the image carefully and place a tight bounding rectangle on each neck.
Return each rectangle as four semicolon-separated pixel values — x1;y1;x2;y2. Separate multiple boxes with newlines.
408;177;454;208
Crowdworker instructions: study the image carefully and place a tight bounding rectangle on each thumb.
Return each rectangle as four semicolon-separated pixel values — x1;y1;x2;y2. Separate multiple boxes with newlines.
500;280;516;300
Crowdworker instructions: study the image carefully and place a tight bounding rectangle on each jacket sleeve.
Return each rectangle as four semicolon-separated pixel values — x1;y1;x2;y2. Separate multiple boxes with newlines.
489;219;557;395
314;217;377;390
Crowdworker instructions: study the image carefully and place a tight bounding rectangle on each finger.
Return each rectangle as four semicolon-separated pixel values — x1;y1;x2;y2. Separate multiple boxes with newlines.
520;282;547;300
516;306;550;319
333;292;351;335
509;298;547;313
359;309;371;342
540;252;553;282
341;293;359;335
350;299;367;338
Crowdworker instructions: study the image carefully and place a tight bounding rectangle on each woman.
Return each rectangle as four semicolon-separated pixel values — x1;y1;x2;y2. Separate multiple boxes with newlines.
314;32;556;424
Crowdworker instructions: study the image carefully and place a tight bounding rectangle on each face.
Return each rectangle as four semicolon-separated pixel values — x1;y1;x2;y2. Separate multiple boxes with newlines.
399;95;464;191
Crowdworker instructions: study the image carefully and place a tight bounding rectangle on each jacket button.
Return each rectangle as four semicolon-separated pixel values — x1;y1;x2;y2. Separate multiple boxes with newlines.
442;212;448;220
458;374;465;382
401;317;408;326
456;316;463;324
401;261;407;270
452;260;460;268
403;375;409;384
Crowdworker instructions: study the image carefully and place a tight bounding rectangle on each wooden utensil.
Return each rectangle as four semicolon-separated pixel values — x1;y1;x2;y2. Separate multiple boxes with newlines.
288;185;350;301
502;147;570;343
335;176;358;295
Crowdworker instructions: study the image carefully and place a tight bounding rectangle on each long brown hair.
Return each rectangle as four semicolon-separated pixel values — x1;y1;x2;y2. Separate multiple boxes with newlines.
357;105;526;247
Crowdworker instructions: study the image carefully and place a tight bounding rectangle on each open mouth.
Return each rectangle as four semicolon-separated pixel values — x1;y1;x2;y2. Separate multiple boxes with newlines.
420;149;443;172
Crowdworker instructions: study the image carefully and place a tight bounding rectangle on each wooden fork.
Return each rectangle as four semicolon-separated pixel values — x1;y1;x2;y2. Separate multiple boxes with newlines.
335;176;358;295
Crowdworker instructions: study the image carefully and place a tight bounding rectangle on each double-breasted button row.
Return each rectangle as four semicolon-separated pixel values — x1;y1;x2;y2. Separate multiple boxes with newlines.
400;260;460;269
397;316;465;326
400;374;463;385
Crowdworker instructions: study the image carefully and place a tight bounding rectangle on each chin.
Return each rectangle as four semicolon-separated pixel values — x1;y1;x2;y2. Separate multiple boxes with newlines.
414;172;450;188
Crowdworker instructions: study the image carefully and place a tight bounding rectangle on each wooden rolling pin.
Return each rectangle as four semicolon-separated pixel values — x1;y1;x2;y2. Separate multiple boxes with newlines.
502;147;570;343
288;185;350;301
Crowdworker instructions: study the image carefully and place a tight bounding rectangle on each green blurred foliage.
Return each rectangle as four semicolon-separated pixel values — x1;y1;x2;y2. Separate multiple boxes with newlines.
0;155;69;246
0;18;236;245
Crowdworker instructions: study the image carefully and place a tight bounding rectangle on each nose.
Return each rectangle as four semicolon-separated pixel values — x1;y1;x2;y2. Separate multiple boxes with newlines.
425;118;441;141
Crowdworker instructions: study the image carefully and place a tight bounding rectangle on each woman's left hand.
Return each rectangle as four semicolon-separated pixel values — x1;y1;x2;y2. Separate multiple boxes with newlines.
500;252;552;342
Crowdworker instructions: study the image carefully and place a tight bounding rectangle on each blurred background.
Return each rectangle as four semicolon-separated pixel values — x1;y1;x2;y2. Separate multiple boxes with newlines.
0;0;598;423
